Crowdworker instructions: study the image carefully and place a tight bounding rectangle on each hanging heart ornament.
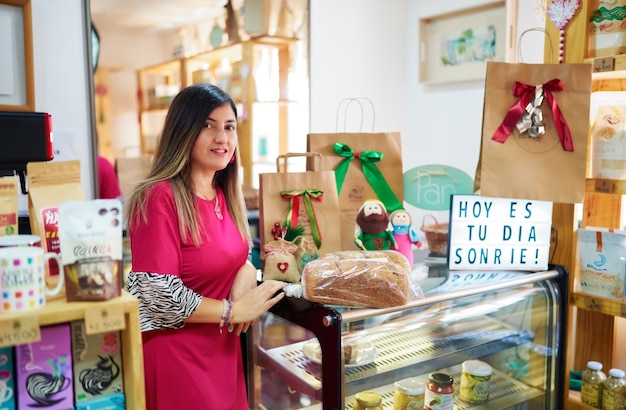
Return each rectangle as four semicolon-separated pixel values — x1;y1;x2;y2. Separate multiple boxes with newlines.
546;0;581;63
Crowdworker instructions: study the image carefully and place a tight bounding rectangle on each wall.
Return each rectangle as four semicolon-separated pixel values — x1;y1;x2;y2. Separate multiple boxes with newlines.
310;0;546;237
24;0;546;232
30;0;95;199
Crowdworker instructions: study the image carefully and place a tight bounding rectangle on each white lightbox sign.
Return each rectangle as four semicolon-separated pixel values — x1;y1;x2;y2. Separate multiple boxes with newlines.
448;195;553;271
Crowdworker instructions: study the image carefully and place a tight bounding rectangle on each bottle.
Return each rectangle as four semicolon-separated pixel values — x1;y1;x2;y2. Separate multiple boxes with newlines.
424;373;454;410
394;377;425;410
582;361;607;408
602;368;626;410
353;391;383;410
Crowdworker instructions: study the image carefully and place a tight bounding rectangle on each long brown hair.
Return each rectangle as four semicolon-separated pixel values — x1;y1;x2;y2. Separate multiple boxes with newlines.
125;84;251;247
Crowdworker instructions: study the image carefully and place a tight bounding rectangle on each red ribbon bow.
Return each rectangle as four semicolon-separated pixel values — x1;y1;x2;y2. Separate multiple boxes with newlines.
491;79;574;152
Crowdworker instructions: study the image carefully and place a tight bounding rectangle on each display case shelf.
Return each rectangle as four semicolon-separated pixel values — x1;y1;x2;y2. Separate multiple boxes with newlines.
301;365;545;410
259;315;532;400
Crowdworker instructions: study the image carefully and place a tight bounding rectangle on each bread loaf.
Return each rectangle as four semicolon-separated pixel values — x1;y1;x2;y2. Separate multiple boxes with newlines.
301;250;410;308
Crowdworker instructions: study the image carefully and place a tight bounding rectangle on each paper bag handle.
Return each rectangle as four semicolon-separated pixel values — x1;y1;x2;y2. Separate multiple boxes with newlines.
276;152;323;173
336;97;375;132
517;27;555;63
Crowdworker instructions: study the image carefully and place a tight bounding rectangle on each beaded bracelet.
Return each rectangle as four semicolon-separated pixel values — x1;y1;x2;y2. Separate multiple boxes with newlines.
219;299;232;334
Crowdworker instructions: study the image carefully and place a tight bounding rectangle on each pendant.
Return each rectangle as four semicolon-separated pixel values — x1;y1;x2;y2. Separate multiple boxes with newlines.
214;196;223;220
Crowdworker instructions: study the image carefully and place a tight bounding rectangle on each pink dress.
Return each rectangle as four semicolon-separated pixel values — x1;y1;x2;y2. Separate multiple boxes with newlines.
129;181;249;410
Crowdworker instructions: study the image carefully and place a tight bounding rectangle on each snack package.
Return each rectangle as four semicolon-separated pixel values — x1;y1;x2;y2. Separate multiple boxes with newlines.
59;199;123;301
576;227;626;301
300;250;411;308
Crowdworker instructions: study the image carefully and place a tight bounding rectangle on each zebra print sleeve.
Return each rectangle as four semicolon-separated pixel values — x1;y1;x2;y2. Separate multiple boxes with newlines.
126;271;202;332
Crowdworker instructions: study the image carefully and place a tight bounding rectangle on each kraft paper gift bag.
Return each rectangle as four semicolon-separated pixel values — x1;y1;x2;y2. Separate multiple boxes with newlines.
115;156;152;199
307;132;404;249
476;61;592;204
307;98;404;249
259;153;342;267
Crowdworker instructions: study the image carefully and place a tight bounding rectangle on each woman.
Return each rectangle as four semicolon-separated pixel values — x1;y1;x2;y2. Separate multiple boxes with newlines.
125;84;286;409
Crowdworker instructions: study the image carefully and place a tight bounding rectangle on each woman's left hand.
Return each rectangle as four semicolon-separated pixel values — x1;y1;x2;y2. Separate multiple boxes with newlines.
230;261;258;335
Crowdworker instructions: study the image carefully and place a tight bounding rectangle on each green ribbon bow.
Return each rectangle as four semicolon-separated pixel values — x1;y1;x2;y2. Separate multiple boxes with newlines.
333;142;402;212
280;189;324;249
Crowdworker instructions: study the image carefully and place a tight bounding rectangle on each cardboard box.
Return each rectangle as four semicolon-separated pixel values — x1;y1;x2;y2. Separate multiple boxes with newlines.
71;321;124;404
16;324;73;410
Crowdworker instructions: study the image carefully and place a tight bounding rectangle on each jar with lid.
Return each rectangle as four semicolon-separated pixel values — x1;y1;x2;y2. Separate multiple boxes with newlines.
602;368;626;410
424;373;454;410
582;360;607;408
394;377;425;410
460;359;492;404
353;391;383;410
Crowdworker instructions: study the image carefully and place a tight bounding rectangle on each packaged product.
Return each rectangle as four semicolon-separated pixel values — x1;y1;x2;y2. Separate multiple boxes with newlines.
576;228;626;301
58;199;123;301
27;160;85;298
300;250;411;308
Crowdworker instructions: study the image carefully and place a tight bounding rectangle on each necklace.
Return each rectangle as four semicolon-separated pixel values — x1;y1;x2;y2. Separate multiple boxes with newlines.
213;194;223;220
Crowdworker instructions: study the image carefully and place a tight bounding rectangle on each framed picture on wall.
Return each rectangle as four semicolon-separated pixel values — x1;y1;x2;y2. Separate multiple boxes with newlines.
419;0;517;84
0;0;35;111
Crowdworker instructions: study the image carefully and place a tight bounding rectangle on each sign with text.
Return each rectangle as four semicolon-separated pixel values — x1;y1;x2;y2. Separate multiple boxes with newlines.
449;195;552;271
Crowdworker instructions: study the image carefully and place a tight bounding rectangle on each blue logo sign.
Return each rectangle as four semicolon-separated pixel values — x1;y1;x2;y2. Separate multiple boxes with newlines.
403;164;474;210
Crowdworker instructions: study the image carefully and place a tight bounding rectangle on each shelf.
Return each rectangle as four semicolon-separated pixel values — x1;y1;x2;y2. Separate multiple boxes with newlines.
585;56;626;74
585;178;626;195
137;35;303;186
566;391;596;410
300;365;544;410
258;315;532;401
0;291;145;410
570;291;626;318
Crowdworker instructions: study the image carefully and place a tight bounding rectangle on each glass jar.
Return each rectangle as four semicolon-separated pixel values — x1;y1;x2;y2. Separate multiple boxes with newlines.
602;368;626;410
353;391;383;410
582;360;607;408
460;359;492;404
424;373;454;410
394;377;425;410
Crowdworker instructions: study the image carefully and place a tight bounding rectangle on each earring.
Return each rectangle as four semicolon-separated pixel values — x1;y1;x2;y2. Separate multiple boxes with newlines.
229;155;235;163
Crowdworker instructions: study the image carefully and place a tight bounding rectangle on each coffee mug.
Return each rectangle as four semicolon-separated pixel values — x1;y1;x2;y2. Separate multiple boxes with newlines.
0;234;41;248
0;247;64;312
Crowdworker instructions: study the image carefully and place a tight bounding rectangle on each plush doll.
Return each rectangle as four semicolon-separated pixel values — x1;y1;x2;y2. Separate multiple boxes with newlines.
354;199;397;251
389;209;423;267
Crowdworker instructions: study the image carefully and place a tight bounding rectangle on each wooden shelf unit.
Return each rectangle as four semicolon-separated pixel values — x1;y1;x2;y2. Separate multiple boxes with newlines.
543;2;626;409
136;35;299;187
0;291;145;410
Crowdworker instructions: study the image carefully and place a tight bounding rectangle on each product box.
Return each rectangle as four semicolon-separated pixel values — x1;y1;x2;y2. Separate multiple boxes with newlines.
71;321;124;405
75;393;125;410
0;346;16;410
15;324;73;410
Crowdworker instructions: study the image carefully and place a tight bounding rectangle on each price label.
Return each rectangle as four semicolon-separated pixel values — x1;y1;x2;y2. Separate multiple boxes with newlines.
0;317;41;347
84;305;126;335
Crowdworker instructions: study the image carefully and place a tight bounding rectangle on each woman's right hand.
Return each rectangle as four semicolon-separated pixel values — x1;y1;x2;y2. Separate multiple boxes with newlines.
230;279;286;327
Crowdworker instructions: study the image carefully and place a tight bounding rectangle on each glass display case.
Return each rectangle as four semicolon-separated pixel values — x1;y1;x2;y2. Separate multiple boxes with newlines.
246;265;568;409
